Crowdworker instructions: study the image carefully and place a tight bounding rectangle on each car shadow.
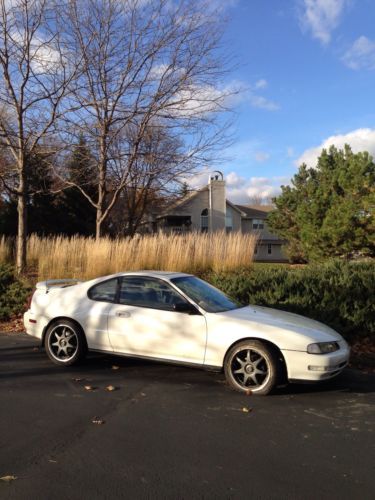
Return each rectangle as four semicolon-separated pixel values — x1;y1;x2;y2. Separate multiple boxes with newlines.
1;339;374;395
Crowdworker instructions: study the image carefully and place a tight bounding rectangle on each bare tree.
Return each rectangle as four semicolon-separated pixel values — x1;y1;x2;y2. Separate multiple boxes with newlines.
107;123;189;236
247;195;275;206
0;0;76;273
59;0;236;238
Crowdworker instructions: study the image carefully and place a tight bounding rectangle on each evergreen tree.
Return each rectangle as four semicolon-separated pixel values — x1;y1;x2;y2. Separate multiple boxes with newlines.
268;145;375;261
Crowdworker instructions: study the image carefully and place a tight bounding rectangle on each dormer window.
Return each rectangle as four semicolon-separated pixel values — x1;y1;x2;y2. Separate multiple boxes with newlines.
252;219;264;230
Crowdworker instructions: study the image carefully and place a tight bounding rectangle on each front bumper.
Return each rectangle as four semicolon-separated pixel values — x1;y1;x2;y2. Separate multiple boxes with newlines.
282;341;350;382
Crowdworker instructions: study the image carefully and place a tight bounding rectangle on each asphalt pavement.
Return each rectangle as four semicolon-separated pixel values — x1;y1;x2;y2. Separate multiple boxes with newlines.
0;332;374;500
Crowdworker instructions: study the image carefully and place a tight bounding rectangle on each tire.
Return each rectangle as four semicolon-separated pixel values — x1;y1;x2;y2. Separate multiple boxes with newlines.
45;320;87;366
224;340;279;395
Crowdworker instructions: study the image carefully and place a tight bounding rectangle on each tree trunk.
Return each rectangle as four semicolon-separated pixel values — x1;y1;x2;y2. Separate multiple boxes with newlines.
95;209;102;240
16;184;27;274
95;139;107;240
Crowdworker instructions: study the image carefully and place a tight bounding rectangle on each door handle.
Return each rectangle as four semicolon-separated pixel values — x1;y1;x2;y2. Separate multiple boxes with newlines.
116;311;130;318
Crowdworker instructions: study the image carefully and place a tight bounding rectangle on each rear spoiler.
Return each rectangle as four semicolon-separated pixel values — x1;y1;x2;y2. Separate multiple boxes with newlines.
35;279;83;292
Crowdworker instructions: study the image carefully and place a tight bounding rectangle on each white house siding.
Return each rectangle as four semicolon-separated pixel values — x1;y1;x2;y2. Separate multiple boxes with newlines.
226;204;242;232
173;189;210;231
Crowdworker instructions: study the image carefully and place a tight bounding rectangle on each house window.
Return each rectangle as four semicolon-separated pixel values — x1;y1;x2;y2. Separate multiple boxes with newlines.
268;244;272;255
254;245;258;255
225;209;233;233
252;219;264;230
201;208;208;233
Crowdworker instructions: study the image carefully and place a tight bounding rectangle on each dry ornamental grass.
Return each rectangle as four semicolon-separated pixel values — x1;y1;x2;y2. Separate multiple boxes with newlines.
0;232;257;280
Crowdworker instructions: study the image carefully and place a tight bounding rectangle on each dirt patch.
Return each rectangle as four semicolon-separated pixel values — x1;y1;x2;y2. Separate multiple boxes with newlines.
349;336;375;373
0;316;25;333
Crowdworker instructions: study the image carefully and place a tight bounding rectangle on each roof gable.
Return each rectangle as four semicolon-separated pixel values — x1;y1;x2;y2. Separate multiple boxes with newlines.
235;204;275;218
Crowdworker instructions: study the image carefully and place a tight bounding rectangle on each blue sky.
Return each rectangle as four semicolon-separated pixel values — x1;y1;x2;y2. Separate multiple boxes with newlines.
191;0;375;203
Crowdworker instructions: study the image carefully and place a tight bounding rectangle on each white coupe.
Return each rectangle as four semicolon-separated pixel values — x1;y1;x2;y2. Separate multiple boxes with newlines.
24;271;350;395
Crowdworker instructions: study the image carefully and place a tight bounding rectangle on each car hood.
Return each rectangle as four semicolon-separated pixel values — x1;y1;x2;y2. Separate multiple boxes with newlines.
213;305;343;344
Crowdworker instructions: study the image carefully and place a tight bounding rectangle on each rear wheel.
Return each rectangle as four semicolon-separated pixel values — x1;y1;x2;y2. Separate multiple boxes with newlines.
45;320;86;366
224;340;279;395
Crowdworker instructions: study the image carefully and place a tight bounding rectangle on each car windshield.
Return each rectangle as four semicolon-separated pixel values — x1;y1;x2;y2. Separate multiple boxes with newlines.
171;276;244;313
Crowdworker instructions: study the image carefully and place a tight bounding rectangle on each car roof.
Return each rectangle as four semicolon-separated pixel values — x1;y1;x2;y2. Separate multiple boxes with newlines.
83;270;193;288
121;270;191;279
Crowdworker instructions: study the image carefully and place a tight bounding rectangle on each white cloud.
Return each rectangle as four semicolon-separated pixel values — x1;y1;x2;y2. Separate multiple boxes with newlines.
183;169;288;203
226;171;243;188
248;94;279;111
247;79;279;111
152;72;244;118
226;174;288;203
10;31;61;74
299;0;348;45
342;36;375;70
297;128;375;167
254;79;268;90
183;168;212;189
255;151;270;162
204;0;240;12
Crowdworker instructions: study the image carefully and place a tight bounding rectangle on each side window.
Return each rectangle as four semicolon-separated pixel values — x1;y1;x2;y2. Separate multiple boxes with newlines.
201;208;209;233
88;278;118;302
119;277;187;311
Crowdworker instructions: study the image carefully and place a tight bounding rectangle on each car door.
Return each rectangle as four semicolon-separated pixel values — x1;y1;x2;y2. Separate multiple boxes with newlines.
84;277;119;350
107;276;207;364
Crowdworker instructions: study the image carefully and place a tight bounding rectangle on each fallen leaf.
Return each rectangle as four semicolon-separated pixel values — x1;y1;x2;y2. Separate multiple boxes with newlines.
106;385;116;392
0;475;17;482
92;417;105;425
242;407;252;413
84;385;95;391
111;365;120;370
32;347;39;352
245;389;253;396
140;392;146;397
72;378;84;382
48;460;58;463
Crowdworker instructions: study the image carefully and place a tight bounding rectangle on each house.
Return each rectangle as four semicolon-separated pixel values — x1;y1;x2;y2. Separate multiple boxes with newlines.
152;171;287;262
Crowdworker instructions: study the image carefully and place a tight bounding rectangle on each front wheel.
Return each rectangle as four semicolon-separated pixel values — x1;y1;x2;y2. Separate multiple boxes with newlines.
45;320;86;366
224;340;279;395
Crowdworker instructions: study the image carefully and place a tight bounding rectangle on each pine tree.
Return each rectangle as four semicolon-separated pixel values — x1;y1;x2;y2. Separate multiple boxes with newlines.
268;145;375;261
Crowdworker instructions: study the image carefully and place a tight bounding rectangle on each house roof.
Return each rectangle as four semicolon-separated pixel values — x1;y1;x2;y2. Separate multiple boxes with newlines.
235;204;275;218
157;186;208;217
226;200;246;215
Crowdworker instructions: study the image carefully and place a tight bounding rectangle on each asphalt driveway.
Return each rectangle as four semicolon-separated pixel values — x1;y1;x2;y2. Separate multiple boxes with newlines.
0;332;374;500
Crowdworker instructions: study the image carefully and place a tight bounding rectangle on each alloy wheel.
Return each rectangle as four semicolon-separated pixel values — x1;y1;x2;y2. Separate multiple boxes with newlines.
48;325;79;362
230;348;270;390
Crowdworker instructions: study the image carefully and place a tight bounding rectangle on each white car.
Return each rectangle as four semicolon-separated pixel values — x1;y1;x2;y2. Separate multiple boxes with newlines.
24;271;350;395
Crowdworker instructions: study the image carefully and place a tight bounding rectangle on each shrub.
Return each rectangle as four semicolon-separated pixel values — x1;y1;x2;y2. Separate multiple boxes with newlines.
206;261;375;341
0;265;31;321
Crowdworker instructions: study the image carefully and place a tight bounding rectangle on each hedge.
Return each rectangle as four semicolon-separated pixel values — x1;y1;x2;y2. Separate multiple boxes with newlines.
0;265;31;321
206;260;375;341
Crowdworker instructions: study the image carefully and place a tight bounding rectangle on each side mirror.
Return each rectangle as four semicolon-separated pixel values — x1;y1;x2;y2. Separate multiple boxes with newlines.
173;302;200;315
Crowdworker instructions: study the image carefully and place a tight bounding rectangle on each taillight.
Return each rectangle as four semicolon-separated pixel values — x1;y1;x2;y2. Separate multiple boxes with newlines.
27;289;36;309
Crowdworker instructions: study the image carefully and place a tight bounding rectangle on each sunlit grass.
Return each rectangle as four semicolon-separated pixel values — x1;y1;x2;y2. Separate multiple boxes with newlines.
0;232;257;280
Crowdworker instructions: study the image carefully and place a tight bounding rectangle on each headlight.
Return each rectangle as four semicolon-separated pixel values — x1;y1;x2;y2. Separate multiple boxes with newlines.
307;342;339;354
